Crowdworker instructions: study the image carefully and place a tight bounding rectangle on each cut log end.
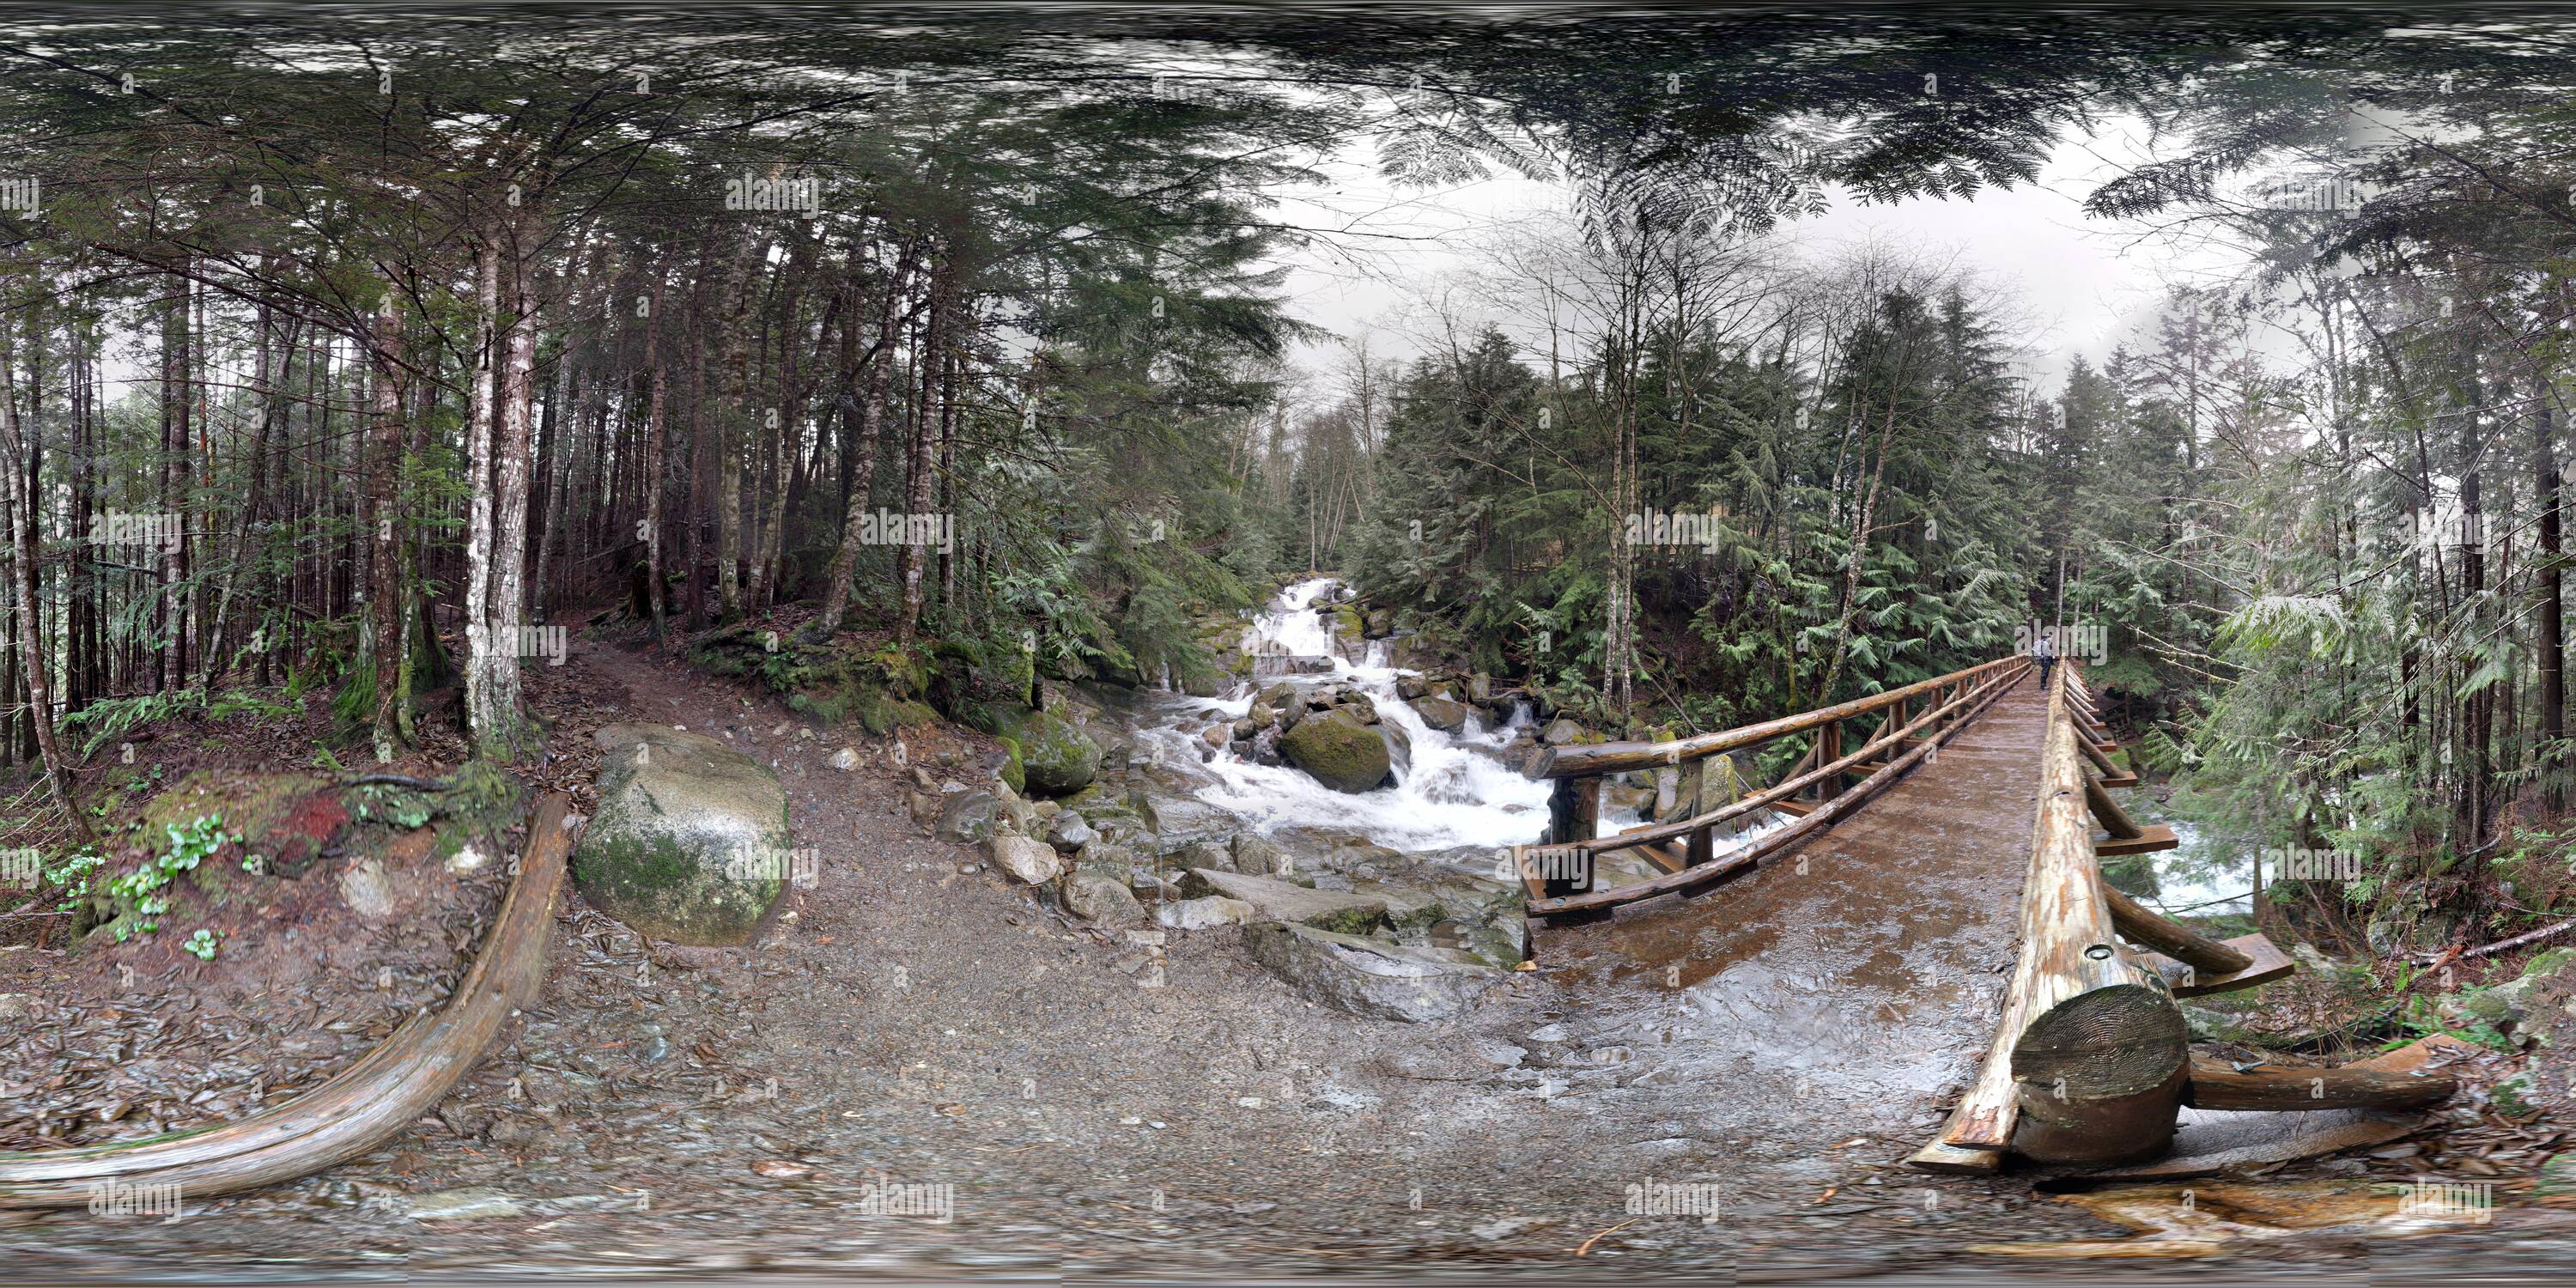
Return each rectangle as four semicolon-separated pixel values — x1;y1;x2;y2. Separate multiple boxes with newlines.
2010;982;2190;1165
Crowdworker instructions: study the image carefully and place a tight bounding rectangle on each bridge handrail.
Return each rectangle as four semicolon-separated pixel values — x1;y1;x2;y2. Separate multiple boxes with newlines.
1911;661;2190;1171
1525;657;2022;780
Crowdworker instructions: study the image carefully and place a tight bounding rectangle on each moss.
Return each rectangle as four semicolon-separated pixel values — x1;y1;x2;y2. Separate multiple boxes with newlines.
1012;708;1103;797
997;736;1027;795
1280;711;1391;793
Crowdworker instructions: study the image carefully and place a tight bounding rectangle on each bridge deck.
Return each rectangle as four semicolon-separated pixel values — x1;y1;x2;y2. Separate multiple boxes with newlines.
1535;673;2049;1155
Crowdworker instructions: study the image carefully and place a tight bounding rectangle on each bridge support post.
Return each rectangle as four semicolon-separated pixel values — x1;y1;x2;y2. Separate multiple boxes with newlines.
1545;776;1599;897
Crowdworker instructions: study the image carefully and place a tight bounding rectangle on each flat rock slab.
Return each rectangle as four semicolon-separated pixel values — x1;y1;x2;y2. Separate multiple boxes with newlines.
1240;920;1507;1023
1178;868;1387;934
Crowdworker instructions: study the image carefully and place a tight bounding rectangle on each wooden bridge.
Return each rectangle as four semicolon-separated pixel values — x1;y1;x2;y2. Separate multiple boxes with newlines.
1513;659;2454;1175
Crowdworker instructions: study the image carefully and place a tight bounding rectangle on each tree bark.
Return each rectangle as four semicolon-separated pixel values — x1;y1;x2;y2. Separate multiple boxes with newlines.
368;291;407;762
0;323;91;843
806;234;918;642
2538;395;2564;808
898;249;948;645
643;267;671;641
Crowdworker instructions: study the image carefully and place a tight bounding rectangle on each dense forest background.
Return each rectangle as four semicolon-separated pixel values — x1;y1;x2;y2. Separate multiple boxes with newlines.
3;10;2574;964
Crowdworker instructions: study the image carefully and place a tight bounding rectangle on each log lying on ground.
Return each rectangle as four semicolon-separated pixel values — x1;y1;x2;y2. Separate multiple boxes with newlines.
2182;1058;2458;1112
0;793;576;1206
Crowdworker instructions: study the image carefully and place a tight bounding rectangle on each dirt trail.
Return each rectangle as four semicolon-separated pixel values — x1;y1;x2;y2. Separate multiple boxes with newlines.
9;650;2560;1279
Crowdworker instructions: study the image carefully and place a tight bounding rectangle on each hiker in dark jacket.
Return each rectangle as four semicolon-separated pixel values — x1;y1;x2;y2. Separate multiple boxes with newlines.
2032;631;2057;688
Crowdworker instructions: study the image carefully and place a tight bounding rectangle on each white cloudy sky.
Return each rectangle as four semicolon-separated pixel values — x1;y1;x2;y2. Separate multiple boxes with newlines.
1267;113;2267;394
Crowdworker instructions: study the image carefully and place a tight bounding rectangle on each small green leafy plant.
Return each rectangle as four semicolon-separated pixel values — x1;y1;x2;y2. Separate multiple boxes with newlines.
102;813;238;942
182;928;220;961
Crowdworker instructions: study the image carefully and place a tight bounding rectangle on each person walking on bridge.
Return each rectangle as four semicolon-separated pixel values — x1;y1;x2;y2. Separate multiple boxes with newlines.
2032;629;2057;689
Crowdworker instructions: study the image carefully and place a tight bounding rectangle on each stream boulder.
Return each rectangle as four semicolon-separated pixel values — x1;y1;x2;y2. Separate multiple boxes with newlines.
1412;696;1472;733
1011;708;1103;798
1281;708;1393;793
575;724;793;946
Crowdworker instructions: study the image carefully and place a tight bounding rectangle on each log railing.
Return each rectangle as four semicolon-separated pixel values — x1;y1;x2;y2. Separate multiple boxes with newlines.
1909;663;2448;1174
1516;656;2025;917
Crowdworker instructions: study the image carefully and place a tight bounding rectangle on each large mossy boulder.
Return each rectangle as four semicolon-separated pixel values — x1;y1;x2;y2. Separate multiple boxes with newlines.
574;724;792;946
1012;708;1102;798
1280;708;1392;793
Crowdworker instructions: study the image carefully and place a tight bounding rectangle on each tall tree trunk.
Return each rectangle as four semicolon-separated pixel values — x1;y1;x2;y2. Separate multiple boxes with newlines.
2537;395;2564;809
463;216;536;760
806;236;918;641
368;292;407;762
643;268;671;641
897;250;947;645
200;295;283;690
0;325;90;842
714;232;762;622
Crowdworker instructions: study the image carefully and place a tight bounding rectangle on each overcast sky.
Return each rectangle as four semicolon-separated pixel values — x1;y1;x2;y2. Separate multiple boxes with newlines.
1268;114;2263;396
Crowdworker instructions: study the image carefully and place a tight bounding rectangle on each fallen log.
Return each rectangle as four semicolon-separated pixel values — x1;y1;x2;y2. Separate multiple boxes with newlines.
2182;1058;2457;1112
0;793;576;1206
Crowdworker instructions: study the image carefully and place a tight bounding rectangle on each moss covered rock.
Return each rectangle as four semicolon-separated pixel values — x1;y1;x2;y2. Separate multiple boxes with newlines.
574;724;791;946
1012;708;1102;798
1281;708;1391;793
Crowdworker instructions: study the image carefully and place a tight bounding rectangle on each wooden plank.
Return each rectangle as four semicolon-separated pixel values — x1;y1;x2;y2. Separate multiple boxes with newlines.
1528;665;2023;916
2136;932;2294;998
1638;840;1690;876
1553;675;1999;860
2087;1036;2473;1181
1905;1139;2004;1175
2085;775;2145;840
2096;823;2178;856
